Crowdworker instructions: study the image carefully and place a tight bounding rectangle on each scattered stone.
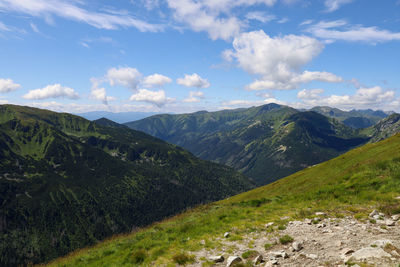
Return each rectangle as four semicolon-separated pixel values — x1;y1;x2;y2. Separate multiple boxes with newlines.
341;248;355;256
265;259;278;266
280;216;290;220
313;218;321;223
350;247;391;260
392;250;400;257
270;250;288;259
379;213;385;217
335;240;343;247
369;210;379;217
253;255;263;265
395;196;400;200
373;214;381;220
391;214;400;221
316;223;326;228
305;219;312;225
226;256;242;267
224;232;230;238
386;219;396;226
265;222;274;227
315;212;326;216
305;253;318;260
209;255;224;263
292;241;303;251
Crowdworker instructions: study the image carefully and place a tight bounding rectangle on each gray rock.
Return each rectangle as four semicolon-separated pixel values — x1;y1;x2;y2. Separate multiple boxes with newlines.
350;247;391;260
292;241;303;251
316;223;326;228
305;219;312;225
373;214;381;220
270;250;288;258
226;256;242;267
224;232;230;238
253;255;263;265
369;210;379;217
306;253;318;260
385;219;396;226
209;255;224;263
265;222;274;227
341;248;355;256
315;212;326;216
370;239;393;248
391;214;400;221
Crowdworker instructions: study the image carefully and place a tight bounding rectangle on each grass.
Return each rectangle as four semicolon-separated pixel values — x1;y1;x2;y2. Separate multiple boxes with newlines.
46;134;400;266
279;235;294;244
241;250;258;259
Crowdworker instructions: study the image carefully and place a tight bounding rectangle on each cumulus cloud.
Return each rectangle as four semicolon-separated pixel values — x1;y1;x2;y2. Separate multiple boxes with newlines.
106;67;142;90
130;89;174;107
177;73;210;88
224;30;342;90
89;86;116;105
305;20;400;43
0;0;162;32
166;0;277;40
221;97;286;109
23;84;79;100
0;21;10;32
142;73;172;87
297;87;399;110
324;0;354;12
183;91;204;103
0;78;21;93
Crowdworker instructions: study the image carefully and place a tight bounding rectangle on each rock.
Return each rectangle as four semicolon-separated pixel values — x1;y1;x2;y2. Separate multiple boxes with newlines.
335;240;343;247
395;196;400;200
305;219;312;225
265;222;274;227
350;247;391;260
264;259;278;266
200;240;205;245
253;255;263;265
392;250;400;257
316;223;326;228
306;253;318;260
370;239;393;248
313;218;321;223
280;216;290;220
226;256;242;267
315;212;325;216
369;210;379;217
379;212;385;217
270;250;288;258
391;214;400;221
386;219;396;226
341;248;355;256
292;241;303;251
373;214;381;220
224;232;230;238
209;255;224;263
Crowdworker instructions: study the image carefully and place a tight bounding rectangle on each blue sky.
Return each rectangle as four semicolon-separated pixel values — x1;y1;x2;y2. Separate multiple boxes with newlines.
0;0;400;113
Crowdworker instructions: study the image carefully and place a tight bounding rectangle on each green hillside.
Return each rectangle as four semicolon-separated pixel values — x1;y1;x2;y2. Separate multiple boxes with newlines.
126;104;369;185
48;132;400;267
0;105;253;266
310;106;388;129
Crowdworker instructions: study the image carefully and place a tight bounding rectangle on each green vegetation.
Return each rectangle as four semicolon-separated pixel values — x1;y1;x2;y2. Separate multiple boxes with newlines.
264;243;274;250
241;250;258;259
0;105;253;266
126;103;374;185
279;235;294;244
46;132;400;266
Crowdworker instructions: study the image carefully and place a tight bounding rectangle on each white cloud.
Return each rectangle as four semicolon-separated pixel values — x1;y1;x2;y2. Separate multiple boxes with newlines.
0;0;162;32
225;30;342;90
0;78;21;93
130;89;174;107
299;19;313;26
89;87;116;105
177;73;210;88
166;0;277;40
183;91;204;103
23;84;79;100
245;12;276;23
0;21;10;32
278;17;289;24
142;73;172;87
297;86;399;110
30;22;40;33
324;0;354;12
306;20;400;43
221;97;286;109
106;67;142;90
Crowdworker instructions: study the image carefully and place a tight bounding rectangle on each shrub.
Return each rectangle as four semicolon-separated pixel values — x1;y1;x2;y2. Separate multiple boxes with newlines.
279;235;294;244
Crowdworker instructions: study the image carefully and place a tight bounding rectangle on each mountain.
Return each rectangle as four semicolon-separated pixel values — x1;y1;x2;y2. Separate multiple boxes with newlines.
126;104;369;185
310;106;389;129
77;111;158;123
49;132;400;267
363;113;400;143
0;105;253;266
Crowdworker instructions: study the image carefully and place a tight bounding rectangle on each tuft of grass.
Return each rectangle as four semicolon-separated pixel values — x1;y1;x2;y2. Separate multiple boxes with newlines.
264;243;274;250
277;225;286;230
131;249;147;264
172;252;195;265
279;235;294;244
241;250;258;259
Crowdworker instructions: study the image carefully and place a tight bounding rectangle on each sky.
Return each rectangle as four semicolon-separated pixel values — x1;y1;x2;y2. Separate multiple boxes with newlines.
0;0;400;114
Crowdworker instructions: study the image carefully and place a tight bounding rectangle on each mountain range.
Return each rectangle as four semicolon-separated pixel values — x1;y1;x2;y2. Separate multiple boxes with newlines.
0;104;253;266
126;104;384;185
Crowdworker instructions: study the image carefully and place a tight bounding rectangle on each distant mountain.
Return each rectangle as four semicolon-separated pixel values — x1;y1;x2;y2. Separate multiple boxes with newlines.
311;106;389;129
126;104;369;185
0;105;253;266
363;113;400;143
77;111;158;123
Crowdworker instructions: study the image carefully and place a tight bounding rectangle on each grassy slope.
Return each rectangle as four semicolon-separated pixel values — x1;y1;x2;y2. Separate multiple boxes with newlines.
48;133;400;267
